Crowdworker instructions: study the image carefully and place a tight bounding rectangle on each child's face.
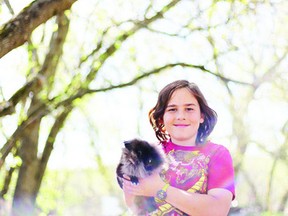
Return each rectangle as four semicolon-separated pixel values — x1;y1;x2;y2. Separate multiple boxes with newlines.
163;88;204;146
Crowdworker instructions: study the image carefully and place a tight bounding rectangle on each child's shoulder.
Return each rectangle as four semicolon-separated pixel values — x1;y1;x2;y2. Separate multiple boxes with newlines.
203;141;230;155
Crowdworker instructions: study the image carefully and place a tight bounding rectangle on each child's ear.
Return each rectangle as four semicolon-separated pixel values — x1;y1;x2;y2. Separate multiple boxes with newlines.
124;141;132;150
200;114;205;123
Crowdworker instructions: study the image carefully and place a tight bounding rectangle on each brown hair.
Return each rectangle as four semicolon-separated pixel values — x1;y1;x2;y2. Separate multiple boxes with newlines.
149;80;217;145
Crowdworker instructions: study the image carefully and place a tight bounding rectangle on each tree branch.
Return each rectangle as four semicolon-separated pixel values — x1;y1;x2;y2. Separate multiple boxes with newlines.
55;62;253;109
0;0;77;58
0;102;49;169
0;167;15;198
0;13;69;118
3;0;15;15
34;105;73;196
0;76;44;117
83;0;182;85
86;62;252;93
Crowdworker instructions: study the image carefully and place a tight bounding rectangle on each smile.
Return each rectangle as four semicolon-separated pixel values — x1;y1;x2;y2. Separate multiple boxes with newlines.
174;124;190;127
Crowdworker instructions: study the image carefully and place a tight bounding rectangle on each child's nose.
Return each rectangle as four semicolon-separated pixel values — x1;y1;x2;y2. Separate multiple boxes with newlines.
176;110;186;120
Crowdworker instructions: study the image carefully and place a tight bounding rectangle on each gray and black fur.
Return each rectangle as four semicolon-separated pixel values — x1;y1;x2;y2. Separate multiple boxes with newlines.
116;139;165;214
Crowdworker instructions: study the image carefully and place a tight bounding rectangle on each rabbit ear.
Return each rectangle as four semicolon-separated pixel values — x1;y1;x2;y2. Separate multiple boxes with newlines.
124;141;132;150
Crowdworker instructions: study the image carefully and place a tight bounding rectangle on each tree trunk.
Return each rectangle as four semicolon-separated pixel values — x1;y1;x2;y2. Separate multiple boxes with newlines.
10;11;70;215
11;97;41;216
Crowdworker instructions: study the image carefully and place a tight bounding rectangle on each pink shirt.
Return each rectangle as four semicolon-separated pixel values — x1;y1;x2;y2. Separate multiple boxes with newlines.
151;140;235;215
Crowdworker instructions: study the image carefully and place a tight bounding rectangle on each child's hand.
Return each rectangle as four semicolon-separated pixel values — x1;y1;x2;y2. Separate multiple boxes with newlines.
123;173;165;197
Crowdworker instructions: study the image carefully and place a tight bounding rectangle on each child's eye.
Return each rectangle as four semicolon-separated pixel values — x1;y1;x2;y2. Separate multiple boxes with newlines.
167;108;176;112
186;108;194;111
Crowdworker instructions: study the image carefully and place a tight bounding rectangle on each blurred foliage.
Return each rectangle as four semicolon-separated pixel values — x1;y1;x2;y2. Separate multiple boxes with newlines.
0;0;288;215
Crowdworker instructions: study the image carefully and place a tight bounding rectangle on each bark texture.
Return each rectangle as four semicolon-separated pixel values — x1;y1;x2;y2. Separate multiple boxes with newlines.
0;0;77;58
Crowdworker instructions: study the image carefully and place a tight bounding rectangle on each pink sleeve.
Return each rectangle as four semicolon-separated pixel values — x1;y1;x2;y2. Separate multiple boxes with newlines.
207;146;235;200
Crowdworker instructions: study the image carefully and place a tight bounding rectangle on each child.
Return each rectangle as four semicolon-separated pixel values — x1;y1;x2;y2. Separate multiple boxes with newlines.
122;80;235;215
